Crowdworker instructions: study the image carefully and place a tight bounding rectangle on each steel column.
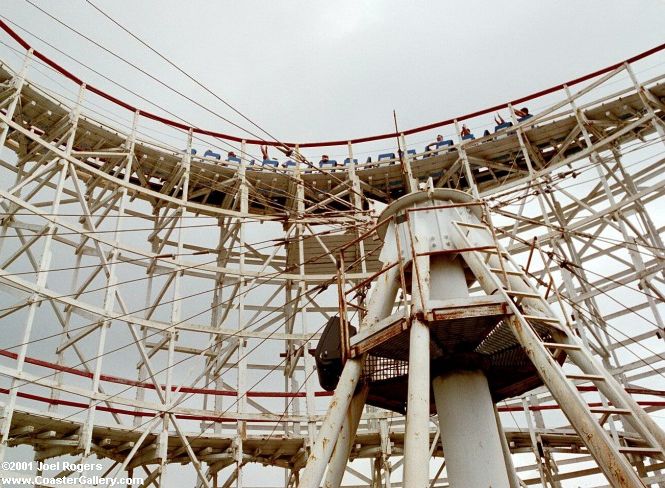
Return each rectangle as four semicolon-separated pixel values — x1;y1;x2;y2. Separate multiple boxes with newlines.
433;370;511;488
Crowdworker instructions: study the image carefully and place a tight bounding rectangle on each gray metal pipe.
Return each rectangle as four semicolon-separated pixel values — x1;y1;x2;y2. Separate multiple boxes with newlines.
433;370;512;488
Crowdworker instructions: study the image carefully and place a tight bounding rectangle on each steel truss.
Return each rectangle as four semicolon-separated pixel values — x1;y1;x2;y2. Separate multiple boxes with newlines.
0;42;663;488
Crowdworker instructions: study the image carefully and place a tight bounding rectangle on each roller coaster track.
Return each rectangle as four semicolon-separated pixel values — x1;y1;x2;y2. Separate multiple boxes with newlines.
0;23;664;487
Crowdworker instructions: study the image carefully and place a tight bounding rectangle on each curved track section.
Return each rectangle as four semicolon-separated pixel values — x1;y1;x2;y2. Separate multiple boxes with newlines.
0;34;664;487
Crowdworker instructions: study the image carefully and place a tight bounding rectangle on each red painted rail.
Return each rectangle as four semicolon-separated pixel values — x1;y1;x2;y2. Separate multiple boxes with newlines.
1;19;664;148
0;387;662;422
1;348;663;403
0;348;332;398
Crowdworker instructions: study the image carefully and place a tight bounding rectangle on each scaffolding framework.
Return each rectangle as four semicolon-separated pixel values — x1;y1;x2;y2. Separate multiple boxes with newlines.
0;31;663;488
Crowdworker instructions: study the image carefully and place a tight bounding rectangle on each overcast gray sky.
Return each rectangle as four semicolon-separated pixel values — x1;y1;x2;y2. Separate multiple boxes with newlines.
0;2;664;487
2;0;665;149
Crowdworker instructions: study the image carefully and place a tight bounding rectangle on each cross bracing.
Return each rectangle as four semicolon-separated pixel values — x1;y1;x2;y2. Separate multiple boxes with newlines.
0;32;663;488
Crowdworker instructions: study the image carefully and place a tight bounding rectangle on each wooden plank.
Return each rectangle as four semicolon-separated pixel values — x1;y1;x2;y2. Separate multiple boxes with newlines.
618;446;662;455
524;315;562;324
541;342;582;350
589;407;631;415
565;373;605;381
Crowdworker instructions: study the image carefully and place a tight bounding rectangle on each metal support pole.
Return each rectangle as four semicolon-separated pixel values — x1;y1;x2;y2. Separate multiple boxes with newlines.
298;358;364;488
429;252;513;488
402;317;430;488
364;265;400;327
300;246;399;487
433;370;511;488
323;385;368;488
494;406;521;488
403;227;431;488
